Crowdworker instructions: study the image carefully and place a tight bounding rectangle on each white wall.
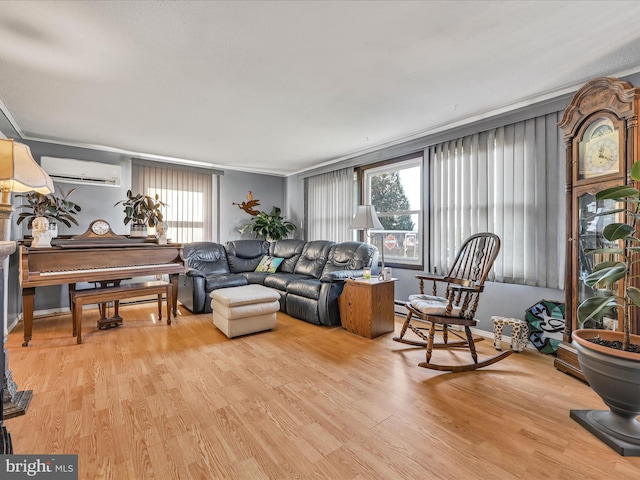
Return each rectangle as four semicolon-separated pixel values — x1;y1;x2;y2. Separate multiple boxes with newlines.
219;170;289;242
285;174;305;240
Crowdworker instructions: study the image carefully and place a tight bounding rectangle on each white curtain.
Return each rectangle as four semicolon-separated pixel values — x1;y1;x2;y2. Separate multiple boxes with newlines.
306;167;354;242
429;112;565;288
132;161;215;243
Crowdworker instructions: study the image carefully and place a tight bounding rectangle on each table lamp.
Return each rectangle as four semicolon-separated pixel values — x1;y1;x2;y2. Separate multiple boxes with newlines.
350;204;385;276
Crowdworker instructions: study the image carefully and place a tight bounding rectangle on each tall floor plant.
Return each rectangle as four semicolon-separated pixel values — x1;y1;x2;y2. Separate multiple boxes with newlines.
577;160;640;352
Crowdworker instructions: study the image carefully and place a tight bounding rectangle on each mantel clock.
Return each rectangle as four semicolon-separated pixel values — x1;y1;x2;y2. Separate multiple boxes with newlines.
72;219;123;240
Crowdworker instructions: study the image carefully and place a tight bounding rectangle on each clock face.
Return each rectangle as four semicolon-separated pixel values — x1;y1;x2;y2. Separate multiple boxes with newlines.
585;136;619;174
579;119;620;179
91;220;111;236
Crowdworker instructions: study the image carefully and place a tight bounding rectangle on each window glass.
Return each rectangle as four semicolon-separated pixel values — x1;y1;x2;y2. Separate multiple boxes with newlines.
363;155;423;267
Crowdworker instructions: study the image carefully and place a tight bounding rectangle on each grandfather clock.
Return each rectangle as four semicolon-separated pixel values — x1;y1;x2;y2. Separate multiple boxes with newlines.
555;77;640;380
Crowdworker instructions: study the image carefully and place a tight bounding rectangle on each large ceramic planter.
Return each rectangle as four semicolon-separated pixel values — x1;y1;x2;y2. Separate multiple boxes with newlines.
571;329;640;456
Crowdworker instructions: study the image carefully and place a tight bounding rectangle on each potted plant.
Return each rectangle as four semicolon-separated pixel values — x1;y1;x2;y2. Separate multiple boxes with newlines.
239;206;296;241
573;160;640;455
114;190;166;237
16;187;81;235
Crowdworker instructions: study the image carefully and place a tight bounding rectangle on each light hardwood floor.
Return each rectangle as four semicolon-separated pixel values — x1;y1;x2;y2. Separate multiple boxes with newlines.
5;304;640;479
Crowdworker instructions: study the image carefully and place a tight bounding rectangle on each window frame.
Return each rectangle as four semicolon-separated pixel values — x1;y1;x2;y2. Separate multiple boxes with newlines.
358;153;424;269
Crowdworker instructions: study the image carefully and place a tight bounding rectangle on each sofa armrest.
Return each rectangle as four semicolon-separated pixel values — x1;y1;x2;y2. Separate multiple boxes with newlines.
321;270;361;283
185;268;206;278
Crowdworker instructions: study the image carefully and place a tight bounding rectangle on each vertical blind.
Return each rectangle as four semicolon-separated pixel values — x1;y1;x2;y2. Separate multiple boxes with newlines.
429;112;565;288
132;161;216;243
306;167;354;242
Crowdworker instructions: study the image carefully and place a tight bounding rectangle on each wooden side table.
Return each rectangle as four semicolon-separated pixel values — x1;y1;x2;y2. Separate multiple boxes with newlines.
339;277;397;338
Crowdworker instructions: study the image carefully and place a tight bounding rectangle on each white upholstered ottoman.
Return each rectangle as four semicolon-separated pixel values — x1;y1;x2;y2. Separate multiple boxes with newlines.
210;285;280;338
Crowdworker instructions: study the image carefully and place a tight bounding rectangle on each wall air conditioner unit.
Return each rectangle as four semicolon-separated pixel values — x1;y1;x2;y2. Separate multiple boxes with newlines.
40;157;121;187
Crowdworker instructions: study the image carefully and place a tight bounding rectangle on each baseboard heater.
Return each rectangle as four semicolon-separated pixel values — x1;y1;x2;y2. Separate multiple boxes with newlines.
394;300;407;316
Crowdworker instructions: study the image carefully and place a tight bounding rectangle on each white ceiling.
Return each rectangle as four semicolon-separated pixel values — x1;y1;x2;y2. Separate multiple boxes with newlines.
2;1;640;176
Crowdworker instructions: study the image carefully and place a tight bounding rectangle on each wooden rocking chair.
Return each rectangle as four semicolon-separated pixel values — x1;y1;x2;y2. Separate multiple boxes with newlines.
393;232;513;372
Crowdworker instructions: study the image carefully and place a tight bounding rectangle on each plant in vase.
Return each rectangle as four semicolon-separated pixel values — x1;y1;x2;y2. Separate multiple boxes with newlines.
16;187;81;246
114;190;166;237
573;160;640;455
239;206;296;241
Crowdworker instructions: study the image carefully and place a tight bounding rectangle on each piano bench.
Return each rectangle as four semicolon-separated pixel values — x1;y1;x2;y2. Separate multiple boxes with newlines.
71;280;173;344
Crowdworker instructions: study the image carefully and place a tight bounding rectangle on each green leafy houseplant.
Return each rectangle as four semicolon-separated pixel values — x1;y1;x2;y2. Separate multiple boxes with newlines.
114;190;166;227
577;160;640;353
16;187;81;229
239;206;297;241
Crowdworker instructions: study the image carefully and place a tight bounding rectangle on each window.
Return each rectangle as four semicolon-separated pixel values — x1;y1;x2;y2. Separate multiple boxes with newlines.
132;160;217;243
361;154;423;267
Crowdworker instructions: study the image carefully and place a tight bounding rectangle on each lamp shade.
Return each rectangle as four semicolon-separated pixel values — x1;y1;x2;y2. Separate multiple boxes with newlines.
0;139;54;195
350;205;383;230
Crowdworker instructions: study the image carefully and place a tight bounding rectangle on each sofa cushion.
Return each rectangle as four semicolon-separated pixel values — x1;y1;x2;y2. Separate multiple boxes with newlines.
184;242;230;275
241;271;270;285
286;278;322;300
205;274;248;292
269;239;306;273
225;240;270;273
294;240;335;278
264;272;308;291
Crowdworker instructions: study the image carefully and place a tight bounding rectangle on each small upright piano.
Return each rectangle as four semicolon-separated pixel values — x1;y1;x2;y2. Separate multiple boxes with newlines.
19;237;187;346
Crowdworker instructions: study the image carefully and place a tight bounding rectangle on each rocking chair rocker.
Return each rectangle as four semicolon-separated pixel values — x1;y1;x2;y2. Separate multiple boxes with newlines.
393;232;513;372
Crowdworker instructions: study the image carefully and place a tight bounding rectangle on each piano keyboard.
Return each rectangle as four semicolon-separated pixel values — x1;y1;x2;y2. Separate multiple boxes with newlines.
39;263;181;276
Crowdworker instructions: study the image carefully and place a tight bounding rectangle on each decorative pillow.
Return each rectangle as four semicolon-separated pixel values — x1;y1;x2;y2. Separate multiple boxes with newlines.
255;255;284;273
